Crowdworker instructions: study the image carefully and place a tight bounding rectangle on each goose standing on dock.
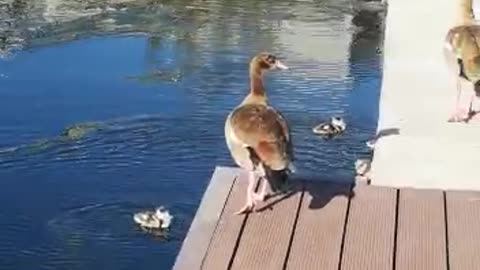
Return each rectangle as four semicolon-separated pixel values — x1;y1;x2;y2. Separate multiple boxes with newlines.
225;52;294;214
445;0;480;122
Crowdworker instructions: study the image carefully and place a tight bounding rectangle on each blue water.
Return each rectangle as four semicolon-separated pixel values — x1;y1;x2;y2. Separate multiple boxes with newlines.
0;0;383;269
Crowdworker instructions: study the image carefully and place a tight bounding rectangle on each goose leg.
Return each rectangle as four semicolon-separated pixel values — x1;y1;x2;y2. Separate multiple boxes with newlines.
253;178;269;202
465;91;476;122
449;77;470;122
449;77;464;121
235;171;256;215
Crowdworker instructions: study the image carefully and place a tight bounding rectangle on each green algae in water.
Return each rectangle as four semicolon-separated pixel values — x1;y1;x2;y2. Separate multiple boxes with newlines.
0;137;60;158
27;138;57;152
61;122;101;140
127;70;182;84
0;122;101;160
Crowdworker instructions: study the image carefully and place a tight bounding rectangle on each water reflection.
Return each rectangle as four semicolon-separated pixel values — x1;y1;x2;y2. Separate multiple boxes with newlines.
0;0;385;269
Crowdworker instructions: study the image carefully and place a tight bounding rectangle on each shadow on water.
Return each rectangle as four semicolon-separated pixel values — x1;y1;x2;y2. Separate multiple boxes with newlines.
0;0;386;269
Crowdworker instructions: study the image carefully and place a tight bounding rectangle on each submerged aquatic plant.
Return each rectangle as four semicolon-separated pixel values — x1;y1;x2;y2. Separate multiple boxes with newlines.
127;69;183;84
0;121;101;161
61;122;101;140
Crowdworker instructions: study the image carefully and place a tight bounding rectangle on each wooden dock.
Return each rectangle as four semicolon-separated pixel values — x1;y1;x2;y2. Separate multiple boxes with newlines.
173;166;480;270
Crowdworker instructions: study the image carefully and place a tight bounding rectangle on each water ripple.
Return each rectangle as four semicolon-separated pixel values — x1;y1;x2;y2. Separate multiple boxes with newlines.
0;0;384;269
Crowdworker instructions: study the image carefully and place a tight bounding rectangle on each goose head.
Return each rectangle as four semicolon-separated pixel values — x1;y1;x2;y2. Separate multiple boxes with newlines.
245;52;289;101
155;207;173;229
331;117;346;131
250;52;289;74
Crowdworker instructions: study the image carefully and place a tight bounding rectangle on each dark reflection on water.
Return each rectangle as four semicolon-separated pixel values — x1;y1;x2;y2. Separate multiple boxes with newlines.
0;0;384;269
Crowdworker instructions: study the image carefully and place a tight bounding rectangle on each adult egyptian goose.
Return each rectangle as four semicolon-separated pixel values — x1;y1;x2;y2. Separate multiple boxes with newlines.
445;0;480;122
224;52;294;214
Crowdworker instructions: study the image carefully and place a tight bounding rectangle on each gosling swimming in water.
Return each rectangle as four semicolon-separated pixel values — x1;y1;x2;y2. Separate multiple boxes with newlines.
133;206;173;230
313;117;346;138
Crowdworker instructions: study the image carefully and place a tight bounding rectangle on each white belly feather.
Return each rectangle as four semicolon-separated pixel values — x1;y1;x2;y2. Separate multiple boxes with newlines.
224;113;268;176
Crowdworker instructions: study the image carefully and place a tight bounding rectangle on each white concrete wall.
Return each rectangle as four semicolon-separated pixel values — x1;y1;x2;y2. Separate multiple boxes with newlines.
370;0;480;190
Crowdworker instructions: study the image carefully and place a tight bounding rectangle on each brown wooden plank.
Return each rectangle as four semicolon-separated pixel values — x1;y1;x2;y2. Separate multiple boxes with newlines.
395;189;447;270
340;184;396;270
200;169;250;270
285;182;351;270
172;166;241;270
229;181;303;270
446;190;480;270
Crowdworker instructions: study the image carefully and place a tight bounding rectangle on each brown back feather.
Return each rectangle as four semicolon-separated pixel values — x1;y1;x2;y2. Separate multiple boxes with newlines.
230;103;292;169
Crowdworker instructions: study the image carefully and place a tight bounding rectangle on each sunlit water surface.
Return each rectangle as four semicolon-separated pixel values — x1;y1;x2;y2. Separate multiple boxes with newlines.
0;0;384;269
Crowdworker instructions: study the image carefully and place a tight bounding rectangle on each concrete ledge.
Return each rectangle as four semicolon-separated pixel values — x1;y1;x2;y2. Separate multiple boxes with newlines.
372;135;480;190
370;0;480;190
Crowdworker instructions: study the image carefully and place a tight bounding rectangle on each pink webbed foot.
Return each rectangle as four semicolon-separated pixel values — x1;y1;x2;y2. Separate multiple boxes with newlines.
234;171;257;215
448;109;471;122
234;201;255;215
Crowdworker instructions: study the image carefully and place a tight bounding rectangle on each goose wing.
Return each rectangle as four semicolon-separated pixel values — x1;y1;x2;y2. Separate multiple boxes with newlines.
229;103;292;170
445;26;480;81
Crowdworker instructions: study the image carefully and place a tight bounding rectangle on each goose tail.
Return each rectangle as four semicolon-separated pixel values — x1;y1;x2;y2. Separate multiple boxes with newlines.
287;162;296;174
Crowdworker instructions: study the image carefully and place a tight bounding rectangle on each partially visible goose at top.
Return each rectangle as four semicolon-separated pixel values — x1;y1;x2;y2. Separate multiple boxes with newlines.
225;52;294;215
445;0;480;122
351;0;387;13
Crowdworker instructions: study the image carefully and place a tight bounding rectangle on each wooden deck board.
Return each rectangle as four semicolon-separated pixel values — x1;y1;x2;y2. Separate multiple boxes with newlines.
200;170;249;270
395;189;447;270
446;191;480;270
229;180;302;270
174;167;480;270
340;184;396;270
172;167;241;270
285;182;351;270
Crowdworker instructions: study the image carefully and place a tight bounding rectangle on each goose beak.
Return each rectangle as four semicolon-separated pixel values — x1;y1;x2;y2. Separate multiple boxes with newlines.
274;60;289;70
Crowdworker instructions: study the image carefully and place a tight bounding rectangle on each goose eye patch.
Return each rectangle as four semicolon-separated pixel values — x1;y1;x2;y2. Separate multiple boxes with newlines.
265;55;276;64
